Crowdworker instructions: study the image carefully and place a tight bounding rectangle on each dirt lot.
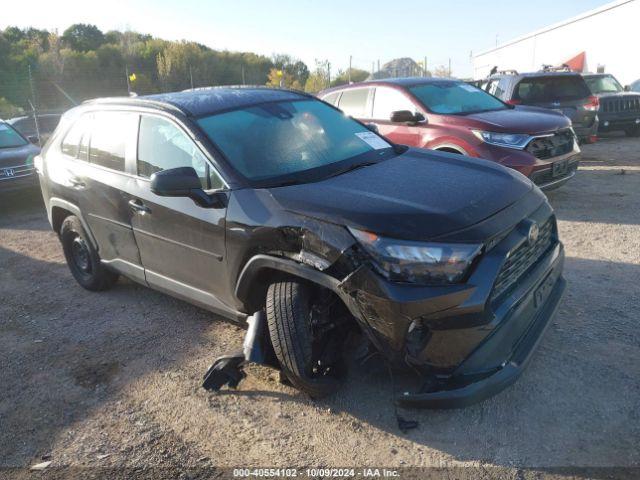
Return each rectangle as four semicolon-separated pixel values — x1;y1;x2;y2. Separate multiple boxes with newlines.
1;136;639;478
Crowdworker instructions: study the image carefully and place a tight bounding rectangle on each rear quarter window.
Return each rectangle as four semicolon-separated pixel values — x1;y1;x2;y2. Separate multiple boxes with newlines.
89;112;136;172
515;76;591;102
322;92;340;106
337;88;371;118
61;114;93;158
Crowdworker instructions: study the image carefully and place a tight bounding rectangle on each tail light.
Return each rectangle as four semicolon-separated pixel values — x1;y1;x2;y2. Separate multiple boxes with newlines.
583;95;600;111
506;99;521;106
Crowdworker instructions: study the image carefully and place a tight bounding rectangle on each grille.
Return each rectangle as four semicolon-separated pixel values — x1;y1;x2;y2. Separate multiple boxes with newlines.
531;160;578;187
600;96;640;114
491;218;555;301
0;163;35;181
526;129;575;160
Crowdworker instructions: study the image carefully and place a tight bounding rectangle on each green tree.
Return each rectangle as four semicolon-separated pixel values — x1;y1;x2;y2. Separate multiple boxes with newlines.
61;24;105;52
271;53;309;87
330;68;369;87
304;59;330;93
433;65;451;78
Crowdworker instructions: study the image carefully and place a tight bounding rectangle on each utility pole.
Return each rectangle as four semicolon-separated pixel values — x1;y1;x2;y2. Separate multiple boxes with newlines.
371;62;375;77
28;100;41;146
241;65;246;85
125;65;131;95
189;65;194;90
448;58;451;77
424;56;428;77
348;55;352;83
377;59;380;75
327;62;331;88
27;64;38;112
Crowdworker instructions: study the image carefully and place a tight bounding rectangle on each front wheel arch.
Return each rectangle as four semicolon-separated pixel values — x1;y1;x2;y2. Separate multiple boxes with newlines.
234;254;343;313
434;146;467;155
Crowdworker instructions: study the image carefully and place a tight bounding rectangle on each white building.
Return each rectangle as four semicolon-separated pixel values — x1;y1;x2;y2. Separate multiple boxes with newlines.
473;0;640;85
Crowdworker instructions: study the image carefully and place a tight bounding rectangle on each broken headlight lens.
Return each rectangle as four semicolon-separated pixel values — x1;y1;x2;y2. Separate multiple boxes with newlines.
349;228;482;285
472;130;531;150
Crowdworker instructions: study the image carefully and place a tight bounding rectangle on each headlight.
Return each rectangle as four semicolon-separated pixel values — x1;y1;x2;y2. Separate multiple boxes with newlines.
472;130;531;149
349;228;482;285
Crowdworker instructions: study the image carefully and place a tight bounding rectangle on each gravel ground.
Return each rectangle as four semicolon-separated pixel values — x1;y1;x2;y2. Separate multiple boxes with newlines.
1;135;639;479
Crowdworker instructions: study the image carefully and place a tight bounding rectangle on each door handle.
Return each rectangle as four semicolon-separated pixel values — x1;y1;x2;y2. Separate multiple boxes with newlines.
69;177;85;188
128;199;151;214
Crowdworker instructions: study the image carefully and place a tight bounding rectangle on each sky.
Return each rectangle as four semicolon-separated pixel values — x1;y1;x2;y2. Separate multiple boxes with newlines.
4;0;611;78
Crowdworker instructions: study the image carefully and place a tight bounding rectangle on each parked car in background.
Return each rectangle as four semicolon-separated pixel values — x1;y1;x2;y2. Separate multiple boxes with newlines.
583;73;640;137
36;87;565;407
479;71;599;143
7;112;62;145
320;78;580;191
0;120;40;192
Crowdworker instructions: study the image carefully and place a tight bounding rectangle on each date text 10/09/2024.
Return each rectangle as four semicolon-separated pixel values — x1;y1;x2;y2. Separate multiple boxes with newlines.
233;468;400;477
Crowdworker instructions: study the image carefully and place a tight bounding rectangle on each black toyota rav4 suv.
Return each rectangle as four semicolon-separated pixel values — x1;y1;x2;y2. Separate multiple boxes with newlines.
36;87;565;408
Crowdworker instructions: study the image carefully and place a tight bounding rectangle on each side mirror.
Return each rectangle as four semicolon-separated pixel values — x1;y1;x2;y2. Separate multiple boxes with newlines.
27;134;40;145
150;167;225;208
365;123;379;134
390;110;426;125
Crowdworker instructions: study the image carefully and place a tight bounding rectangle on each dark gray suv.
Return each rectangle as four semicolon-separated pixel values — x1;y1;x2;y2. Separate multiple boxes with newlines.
35;87;566;408
481;71;599;143
583;73;640;137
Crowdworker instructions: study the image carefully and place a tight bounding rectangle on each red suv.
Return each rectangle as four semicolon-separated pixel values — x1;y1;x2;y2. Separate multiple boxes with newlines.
319;78;580;190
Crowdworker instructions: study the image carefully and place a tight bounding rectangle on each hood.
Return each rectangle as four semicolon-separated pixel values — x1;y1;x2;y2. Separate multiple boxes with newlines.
0;143;40;169
459;106;571;135
267;148;533;241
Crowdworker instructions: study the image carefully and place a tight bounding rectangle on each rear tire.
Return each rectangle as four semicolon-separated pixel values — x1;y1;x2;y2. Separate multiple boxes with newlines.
60;216;119;291
266;279;341;399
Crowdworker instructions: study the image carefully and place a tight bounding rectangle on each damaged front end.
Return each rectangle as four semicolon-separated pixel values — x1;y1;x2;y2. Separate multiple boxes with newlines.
215;189;565;408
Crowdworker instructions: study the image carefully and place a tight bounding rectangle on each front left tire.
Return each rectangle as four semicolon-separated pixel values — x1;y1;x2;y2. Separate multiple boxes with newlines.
60;215;119;291
265;278;342;399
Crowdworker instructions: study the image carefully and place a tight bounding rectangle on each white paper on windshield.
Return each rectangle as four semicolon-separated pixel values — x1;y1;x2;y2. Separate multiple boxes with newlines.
355;131;391;150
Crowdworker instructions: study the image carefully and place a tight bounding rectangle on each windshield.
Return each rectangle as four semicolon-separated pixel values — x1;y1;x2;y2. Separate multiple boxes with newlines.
197;99;394;186
515;76;591;102
408;81;507;114
0;123;28;149
585;75;623;94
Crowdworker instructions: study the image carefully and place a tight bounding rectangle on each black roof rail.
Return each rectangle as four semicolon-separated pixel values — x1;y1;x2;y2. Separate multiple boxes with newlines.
181;84;314;98
82;97;188;116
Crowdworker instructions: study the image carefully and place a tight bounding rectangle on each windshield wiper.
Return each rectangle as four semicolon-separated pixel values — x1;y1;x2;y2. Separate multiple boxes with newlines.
324;161;378;179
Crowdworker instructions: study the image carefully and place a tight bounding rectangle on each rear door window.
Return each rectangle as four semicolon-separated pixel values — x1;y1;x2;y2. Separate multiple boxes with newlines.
88;112;135;172
372;87;417;120
515;76;591;103
337;88;372;118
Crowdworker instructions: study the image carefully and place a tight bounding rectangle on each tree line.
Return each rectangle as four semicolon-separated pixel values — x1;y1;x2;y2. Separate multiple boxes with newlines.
0;24;370;118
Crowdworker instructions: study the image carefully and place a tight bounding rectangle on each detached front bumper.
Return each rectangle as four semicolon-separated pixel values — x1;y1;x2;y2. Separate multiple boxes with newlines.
339;202;565;408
